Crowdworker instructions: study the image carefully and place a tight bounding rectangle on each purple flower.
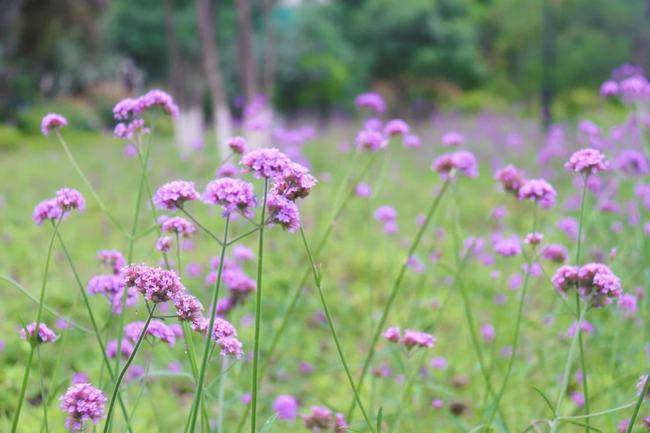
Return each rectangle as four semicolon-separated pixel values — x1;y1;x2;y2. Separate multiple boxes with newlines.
441;131;464;147
97;250;126;274
432;150;478;178
383;326;401;342
161;216;196;237
271;161;317;200
217;163;239;178
233;245;255;261
430;356;448;370
41;113;68;136
20;322;58;344
156;236;172;252
374;205;397;223
557;217;579;240
403;134;421;148
124;320;176;346
173;292;204;327
525;232;543;245
599;80;619;97
153;180;200;211
87;274;123;297
273;394;299;420
495;165;526;196
55;188;85;212
617;293;638;317
383;119;410;136
566;321;594;338
113;119;148;139
304;406;334;431
355;129;387;151
266;194;300;233
493;236;522;257
541;244;568;263
518;179;557;208
481;324;496;342
33;198;63;225
203;177;257;217
227;136;248;154
240;148;291;179
354;92;386;113
121;264;184;303
106;339;134;359
552;263;622;306
565;148;609;175
615;149;649;175
210;317;244;358
401;329;436;349
59;383;106;431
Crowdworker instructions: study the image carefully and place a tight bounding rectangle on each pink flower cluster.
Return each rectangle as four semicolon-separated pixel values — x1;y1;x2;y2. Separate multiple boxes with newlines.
32;188;85;225
59;383;106;431
20;322;58;344
41;113;68;136
432;150;478;179
153;180;200;211
202;177;257;218
124;320;176;346
160;216;196;237
121;264;184;303
303;406;347;432
354;92;386;113
552;263;623;306
383;326;436;350
565;148;609;175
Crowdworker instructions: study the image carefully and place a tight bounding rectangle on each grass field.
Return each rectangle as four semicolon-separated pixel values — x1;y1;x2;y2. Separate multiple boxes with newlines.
0;106;648;432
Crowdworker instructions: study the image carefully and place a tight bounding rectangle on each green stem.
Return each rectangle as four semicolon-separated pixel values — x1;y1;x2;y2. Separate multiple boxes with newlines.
251;178;269;433
626;374;649;433
483;205;539;430
186;216;231;433
181;208;224;246
300;228;376;433
575;176;590;432
36;346;50;433
54;230;134;432
347;177;451;420
55;130;125;234
11;218;60;433
103;304;157;433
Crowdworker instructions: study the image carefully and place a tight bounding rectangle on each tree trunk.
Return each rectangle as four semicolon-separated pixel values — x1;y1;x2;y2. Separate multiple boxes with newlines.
540;0;555;130
196;0;232;157
235;0;258;102
261;0;277;98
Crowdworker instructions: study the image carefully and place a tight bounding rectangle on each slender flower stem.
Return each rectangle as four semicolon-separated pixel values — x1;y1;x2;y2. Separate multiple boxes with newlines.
227;227;261;246
300;228;376;433
347;177;451;420
36;346;50;433
186;216;231;433
103;304;157;433
181;208;224;246
176;233;182;275
483;205;539;430
575;175;590;432
251;178;269;433
235;152;378;433
626;373;649;433
55;130;125;234
11;218;60;433
54;230;134;433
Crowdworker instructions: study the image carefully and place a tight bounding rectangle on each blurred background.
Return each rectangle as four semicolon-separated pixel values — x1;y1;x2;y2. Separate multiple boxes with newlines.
1;0;649;146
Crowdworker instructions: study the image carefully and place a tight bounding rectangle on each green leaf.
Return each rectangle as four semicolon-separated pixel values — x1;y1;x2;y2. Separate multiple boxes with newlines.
260;413;278;433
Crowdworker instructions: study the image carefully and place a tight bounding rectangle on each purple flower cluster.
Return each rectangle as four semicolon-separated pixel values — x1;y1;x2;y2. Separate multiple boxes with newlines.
210;317;244;358
518;179;557;208
153;180;200;211
240;148;291;179
551;263;623;306
355;129;387;151
273;394;299;420
227;136;248;154
374;205;398;233
432;150;478;179
495;165;526;196
106;338;134;359
113;89;179;120
354;92;386;113
20;322;58;344
271;161;318;200
493;236;522;257
441;131;464;147
203;178;257;217
384;326;436;350
303;406;347;432
121;264;184;303
160;216;196;237
266;194;301;233
124;320;176;346
565;148;609;175
97;250;126;274
383;118;410;136
41;113;68;136
59;383;106;431
33;188;85;225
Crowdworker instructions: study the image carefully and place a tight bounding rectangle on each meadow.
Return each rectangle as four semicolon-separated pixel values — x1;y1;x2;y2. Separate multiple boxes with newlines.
0;83;648;433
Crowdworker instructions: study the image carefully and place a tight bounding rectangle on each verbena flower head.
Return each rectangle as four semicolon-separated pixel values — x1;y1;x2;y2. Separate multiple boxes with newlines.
137;89;179;117
383;119;410;137
210;317;243;357
20;322;58;344
304;406;334;431
355;183;372;197
156;236;172;252
599;80;619;97
355;129;387;151
271;161;317;200
481;324;496;342
97;250;126;274
41;113;68;136
124;320;175;346
203;177;257;217
565;148;609;175
106;339;134;359
552;263;622;306
87;274;123;297
232;245;254;261
374;205;397;223
401;329;436;349
493;236;522;257
153;180;200;211
403;134;421;148
525;232;544;246
55;188;85;212
518;179;557;208
273;394;299;420
617;293;638;317
354;92;386;113
495;165;527;196
615;149;649;175
266;194;300;233
114;119;148;140
383;326;401;342
121;264;184;303
441;131;464;147
240;148;291;179
33;198;63;225
59;383;106;432
227;136;248;154
432;150;478;179
217;162;239;178
161;216;196;237
173;292;204;328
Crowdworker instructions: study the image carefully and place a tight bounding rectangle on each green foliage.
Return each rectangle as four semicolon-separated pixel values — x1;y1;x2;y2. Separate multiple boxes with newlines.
15;99;102;135
0;125;24;151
